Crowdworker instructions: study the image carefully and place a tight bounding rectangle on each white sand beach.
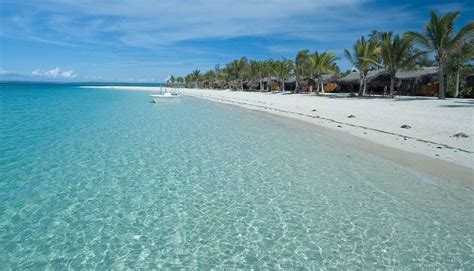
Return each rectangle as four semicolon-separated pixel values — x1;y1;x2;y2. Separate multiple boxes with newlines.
84;86;474;181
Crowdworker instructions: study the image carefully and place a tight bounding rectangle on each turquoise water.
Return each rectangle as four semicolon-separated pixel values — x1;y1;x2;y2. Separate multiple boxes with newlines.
0;83;473;269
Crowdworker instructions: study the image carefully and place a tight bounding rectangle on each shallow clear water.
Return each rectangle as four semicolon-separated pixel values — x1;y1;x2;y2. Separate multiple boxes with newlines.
1;83;473;269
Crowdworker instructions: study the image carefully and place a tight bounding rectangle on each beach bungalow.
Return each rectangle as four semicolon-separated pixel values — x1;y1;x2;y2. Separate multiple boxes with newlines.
396;67;439;96
338;67;439;96
338;70;387;94
320;74;340;92
295;74;339;92
261;77;283;91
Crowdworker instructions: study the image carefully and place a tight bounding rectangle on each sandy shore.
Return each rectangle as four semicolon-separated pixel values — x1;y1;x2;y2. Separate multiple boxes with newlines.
83;86;474;183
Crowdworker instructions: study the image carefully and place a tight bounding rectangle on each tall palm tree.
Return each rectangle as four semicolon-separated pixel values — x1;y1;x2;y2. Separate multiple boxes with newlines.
228;57;248;91
248;60;264;91
405;11;474;99
307;50;339;93
191;69;201;88
203;70;216;89
217;68;230;89
447;40;473;97
168;75;176;87
369;32;425;98
295;50;310;92
271;59;294;91
176;76;184;87
344;36;380;96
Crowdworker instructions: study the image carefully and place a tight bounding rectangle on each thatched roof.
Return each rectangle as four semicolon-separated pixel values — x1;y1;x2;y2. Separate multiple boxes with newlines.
396;67;438;79
261;76;280;83
338;70;385;84
320;74;338;83
261;74;338;84
284;74;338;84
339;67;439;84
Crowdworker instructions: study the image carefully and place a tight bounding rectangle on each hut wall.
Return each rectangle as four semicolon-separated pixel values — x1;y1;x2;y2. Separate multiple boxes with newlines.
323;83;339;92
269;80;280;91
299;79;317;92
419;83;439;96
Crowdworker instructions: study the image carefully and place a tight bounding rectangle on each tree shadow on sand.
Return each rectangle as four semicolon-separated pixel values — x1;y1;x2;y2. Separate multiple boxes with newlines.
437;100;474;108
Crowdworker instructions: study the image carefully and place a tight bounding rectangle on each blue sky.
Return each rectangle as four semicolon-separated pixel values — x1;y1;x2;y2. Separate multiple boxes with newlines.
0;0;472;82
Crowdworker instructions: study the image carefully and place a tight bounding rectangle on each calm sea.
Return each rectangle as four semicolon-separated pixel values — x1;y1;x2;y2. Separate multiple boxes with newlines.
0;83;473;269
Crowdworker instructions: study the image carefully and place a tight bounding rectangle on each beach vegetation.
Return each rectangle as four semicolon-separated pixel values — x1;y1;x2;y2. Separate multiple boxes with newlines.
344;36;380;96
405;11;474;99
175;10;472;98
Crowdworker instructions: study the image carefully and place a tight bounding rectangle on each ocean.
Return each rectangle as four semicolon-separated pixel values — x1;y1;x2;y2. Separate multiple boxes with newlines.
0;83;472;269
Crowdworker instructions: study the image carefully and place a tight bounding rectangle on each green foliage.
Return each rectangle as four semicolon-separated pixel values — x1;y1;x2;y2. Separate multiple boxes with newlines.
175;9;472;100
405;11;474;98
344;36;380;95
308;50;339;78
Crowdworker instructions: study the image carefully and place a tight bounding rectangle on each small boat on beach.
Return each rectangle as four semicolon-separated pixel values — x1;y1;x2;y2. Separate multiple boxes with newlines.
150;90;181;103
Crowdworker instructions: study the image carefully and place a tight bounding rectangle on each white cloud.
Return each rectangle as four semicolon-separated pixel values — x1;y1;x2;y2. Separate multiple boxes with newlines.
31;67;77;79
60;70;77;78
45;67;61;77
1;0;419;49
31;69;42;76
0;67;78;80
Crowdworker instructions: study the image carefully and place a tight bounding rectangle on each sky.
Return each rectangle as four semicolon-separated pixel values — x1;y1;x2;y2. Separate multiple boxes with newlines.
0;0;472;82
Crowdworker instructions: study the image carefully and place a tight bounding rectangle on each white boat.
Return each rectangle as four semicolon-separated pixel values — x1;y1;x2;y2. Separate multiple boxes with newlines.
150;92;181;103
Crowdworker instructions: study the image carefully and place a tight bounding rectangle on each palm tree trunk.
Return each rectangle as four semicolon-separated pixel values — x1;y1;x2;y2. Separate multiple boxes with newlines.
455;69;460;98
240;78;244;91
260;76;264;91
295;72;299;93
320;81;325;94
438;60;445;99
281;80;285;91
358;77;364;96
363;80;368;96
389;73;395;98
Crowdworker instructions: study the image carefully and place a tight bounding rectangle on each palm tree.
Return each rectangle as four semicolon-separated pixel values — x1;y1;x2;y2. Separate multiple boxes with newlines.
190;69;201;88
228;57;248;91
405;11;474;99
168;75;176;87
203;70;216;89
262;60;273;91
217;68;230;89
271;59;294;91
295;50;310;92
248;60;265;91
176;76;184;87
307;50;339;93
447;41;473;97
344;36;380;96
369;32;425;98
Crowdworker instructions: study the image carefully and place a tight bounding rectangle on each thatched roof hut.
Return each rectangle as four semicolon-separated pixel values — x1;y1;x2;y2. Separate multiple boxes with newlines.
396;66;438;79
320;74;338;84
396;67;439;96
338;67;438;83
338;70;386;84
338;67;439;96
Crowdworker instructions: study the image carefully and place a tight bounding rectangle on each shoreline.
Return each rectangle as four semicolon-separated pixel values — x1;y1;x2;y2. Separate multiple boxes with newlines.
81;86;474;185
